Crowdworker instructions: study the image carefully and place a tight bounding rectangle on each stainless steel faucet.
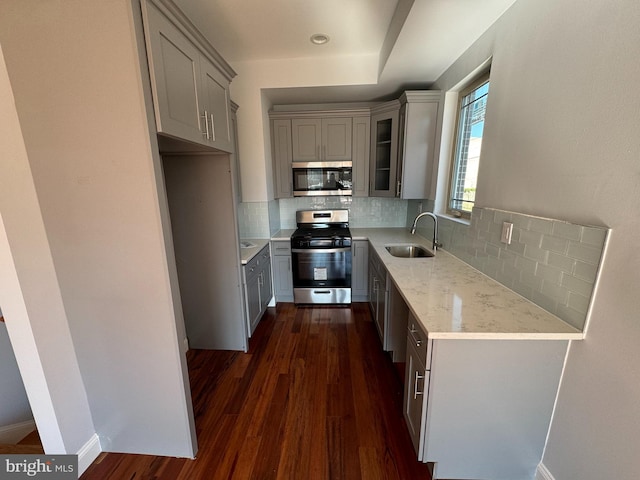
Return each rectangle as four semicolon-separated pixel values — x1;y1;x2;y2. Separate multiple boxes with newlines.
411;212;441;251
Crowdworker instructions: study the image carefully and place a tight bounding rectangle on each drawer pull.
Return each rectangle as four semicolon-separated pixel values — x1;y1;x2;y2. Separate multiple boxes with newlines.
414;372;425;399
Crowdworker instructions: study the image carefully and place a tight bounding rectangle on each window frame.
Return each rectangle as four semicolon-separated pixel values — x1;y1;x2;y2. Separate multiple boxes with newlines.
446;72;490;220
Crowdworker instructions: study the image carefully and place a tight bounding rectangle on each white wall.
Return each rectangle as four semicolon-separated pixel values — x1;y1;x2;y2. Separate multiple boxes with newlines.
0;0;196;458
0;322;33;430
230;54;379;202
0;46;95;455
434;0;640;478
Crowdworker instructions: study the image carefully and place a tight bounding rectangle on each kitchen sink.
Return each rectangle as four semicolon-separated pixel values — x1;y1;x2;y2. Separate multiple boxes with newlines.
385;244;434;258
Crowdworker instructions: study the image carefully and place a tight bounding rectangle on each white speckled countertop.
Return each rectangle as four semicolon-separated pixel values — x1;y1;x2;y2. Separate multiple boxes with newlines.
239;238;270;265
353;228;583;340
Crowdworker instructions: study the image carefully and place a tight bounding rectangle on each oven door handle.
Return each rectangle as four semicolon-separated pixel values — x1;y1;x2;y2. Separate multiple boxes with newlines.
291;247;351;254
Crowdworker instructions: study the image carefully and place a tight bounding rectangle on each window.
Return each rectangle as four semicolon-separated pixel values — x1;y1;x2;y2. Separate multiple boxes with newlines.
448;74;490;217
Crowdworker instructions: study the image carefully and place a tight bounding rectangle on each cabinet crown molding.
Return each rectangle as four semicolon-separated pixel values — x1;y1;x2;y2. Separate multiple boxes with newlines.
399;90;443;103
144;0;236;81
269;106;371;119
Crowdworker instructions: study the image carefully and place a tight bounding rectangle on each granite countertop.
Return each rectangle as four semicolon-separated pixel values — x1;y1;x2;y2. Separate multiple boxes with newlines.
353;228;583;340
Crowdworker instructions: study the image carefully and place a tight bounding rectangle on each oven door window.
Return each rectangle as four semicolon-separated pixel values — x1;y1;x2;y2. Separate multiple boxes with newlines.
292;250;352;288
292;164;352;193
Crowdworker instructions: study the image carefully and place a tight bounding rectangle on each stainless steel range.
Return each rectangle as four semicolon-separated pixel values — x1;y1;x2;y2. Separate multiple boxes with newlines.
291;209;352;304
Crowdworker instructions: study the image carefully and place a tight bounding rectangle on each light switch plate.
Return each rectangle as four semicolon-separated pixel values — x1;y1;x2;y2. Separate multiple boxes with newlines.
501;222;513;244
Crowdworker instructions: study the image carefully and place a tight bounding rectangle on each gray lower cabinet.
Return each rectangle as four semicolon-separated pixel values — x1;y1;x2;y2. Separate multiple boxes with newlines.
368;248;388;345
404;317;569;480
403;314;431;456
351;240;368;301
243;245;272;336
271;240;294;302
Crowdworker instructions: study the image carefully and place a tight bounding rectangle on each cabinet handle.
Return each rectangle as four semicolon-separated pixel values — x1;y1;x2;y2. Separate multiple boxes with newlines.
409;327;423;347
396;180;402;197
210;113;216;142
258;272;263;287
201;109;210;139
414;372;425;399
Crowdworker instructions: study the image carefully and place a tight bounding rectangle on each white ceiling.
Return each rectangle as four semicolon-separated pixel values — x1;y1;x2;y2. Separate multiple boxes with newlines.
174;0;517;104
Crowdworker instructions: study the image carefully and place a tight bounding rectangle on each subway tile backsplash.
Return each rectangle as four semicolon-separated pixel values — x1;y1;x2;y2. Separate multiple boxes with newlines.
237;202;271;238
438;207;608;330
278;197;408;229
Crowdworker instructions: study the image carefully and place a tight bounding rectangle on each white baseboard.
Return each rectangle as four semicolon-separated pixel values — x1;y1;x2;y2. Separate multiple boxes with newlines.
77;433;102;476
0;419;36;444
536;462;556;480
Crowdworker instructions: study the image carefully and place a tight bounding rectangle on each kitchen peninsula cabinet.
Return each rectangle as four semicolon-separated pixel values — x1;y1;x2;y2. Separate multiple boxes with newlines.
406;335;568;480
291;117;352;162
141;0;234;152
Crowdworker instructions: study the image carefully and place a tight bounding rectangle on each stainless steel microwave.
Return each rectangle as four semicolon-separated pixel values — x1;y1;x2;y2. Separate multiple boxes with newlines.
292;161;352;196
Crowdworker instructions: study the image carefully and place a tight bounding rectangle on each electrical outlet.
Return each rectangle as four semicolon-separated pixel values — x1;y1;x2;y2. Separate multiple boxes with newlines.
501;222;513;244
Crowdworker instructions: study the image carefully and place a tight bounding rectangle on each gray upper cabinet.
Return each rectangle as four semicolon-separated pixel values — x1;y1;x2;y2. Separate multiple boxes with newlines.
199;57;232;152
352;115;370;197
397;91;443;200
272;119;293;198
271;108;368;199
291;117;352;162
369;92;442;199
141;0;234;152
369;102;400;197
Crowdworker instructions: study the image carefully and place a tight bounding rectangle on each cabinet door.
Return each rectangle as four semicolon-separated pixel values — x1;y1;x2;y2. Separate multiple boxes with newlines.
143;2;203;145
352;116;370;197
259;261;272;311
404;342;428;458
272;120;293;198
246;272;261;335
399;99;440;199
368;259;377;320
379;271;388;349
272;254;294;302
369;109;399;197
322;117;352;161
351;240;369;301
292;118;322;161
199;57;232;152
230;106;242;202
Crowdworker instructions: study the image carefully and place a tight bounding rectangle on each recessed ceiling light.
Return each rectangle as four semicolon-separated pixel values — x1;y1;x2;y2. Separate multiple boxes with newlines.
310;34;330;45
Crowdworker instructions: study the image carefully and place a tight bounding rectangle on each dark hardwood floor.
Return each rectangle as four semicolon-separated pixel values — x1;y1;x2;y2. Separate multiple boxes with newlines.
81;303;431;479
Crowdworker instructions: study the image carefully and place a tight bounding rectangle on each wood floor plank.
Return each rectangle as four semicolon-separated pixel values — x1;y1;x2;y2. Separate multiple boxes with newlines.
81;303;431;480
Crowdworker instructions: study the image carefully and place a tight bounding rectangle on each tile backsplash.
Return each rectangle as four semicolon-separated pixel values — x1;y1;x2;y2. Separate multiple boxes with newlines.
436;207;608;330
278;197;408;229
237;202;271;238
238;197;408;236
